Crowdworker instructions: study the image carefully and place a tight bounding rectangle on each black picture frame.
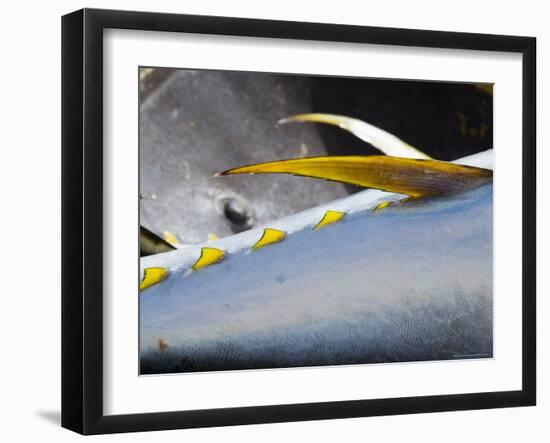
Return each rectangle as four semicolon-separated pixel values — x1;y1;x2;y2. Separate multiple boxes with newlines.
62;8;536;435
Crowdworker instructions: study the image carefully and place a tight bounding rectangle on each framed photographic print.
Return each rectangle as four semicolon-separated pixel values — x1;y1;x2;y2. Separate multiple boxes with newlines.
61;8;536;434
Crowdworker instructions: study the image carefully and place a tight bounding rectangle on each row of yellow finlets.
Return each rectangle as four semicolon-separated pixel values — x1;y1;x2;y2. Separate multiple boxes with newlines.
140;209;346;291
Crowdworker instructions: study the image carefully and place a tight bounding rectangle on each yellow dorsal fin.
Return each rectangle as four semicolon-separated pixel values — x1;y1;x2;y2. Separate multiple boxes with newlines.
140;267;169;291
253;228;286;250
314;210;345;230
192;247;225;271
218;156;492;198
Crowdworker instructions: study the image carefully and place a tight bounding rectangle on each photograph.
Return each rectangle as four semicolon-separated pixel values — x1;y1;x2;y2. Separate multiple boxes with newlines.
138;68;494;375
56;4;539;436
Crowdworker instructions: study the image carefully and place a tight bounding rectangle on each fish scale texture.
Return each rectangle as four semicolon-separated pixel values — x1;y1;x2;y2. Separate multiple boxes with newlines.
140;184;493;374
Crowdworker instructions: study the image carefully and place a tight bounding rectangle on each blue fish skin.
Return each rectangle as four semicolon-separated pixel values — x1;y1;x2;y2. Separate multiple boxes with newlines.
140;184;493;374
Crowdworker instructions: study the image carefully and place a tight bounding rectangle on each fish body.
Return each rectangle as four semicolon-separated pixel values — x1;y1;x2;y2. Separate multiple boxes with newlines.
140;173;493;373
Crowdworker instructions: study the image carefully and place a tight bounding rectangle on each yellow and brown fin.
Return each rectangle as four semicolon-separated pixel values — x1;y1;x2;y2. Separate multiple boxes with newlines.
192;247;225;271
279;114;431;159
314;210;345;230
218;155;492;198
253;228;286;250
140;267;169;291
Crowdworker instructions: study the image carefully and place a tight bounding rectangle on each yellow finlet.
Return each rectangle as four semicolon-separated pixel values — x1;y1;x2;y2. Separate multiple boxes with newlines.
192;247;225;271
373;201;394;212
253;228;286;250
314;210;345;230
207;233;219;241
140;267;169;291
163;230;180;245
